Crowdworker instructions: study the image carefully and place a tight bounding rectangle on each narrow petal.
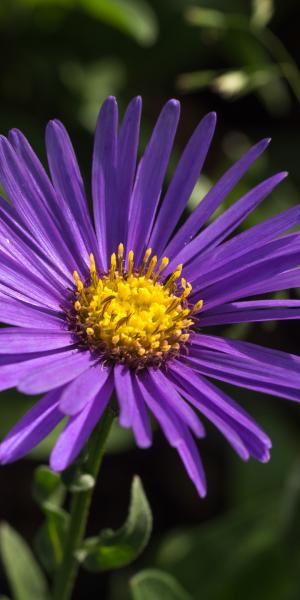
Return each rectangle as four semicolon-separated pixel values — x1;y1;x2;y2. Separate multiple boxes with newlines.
18;350;96;394
0;297;65;329
149;112;216;257
198;300;300;326
9;128;87;277
114;364;152;447
0;136;79;276
0;328;74;354
50;370;114;471
0;389;64;464
168;172;287;273
191;333;300;375
59;364;111;416
137;371;207;497
127;99;180;264
190;232;300;291
193;240;300;310
116;97;142;248
46;120;101;265
186;350;300;403
147;368;205;437
92;96;118;267
185;203;300;282
165;138;270;260
169;361;271;462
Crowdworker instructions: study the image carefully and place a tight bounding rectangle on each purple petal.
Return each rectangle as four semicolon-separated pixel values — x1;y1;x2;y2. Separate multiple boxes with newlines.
114;364;152;447
149;112;216;257
0;296;65;329
199;300;300;326
127;99;180;264
0;388;64;464
0;328;74;354
92;96;118;268
193;238;300;310
50;369;113;471
18;350;96;394
116;97;142;248
165;137;270;260
169;361;271;462
168;171;287;274
9;128;87;277
147;368;205;437
186;203;300;283
189;231;300;291
191;333;300;375
185;350;300;403
45;120;102;268
0;135;79;277
59;364;111;416
136;370;207;497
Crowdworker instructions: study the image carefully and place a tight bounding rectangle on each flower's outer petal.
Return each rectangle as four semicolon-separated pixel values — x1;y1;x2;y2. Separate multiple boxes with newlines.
136;371;207;497
0;250;63;310
114;364;152;447
149;112;216;257
185;204;300;282
190;232;300;292
0;388;64;464
0;297;65;329
59;364;111;416
165;138;270;260
9;128;87;277
198;300;300;326
191;333;300;375
0;328;75;354
242;268;300;297
193;241;300;310
18;350;96;394
117;97;142;249
127;99;180;264
168;362;271;462
45;120;102;268
167;172;287;273
0;196;72;289
186;349;300;403
92;96;118;268
147;368;205;438
50;369;114;471
0;135;82;277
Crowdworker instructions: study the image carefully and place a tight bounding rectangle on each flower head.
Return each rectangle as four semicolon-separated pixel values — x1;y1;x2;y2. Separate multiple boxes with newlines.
0;96;299;497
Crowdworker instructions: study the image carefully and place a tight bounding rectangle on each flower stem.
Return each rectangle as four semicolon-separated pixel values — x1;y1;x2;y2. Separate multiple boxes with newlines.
52;406;115;600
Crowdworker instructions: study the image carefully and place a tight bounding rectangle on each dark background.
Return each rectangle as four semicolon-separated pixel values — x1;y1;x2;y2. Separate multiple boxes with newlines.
0;0;300;598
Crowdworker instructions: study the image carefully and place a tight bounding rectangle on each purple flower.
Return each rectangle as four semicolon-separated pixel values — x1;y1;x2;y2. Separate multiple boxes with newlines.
0;96;299;497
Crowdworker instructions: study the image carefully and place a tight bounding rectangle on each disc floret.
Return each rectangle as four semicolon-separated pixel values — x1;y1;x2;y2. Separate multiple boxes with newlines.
71;245;203;368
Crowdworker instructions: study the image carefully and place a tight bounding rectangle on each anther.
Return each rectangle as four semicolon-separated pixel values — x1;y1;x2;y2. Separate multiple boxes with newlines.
138;248;152;275
145;256;157;278
153;256;169;283
128;250;134;277
118;243;124;274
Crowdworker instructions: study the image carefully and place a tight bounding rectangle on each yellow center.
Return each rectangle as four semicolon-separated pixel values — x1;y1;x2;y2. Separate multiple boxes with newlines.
71;244;203;368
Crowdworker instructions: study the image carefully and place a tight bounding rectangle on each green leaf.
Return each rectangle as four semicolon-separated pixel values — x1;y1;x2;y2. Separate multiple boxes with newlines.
251;0;274;28
34;506;69;573
130;569;191;600
82;0;158;46
32;466;64;508
80;475;152;571
0;523;50;600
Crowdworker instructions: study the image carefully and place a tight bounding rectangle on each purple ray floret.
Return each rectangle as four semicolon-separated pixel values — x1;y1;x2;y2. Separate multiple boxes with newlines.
0;96;299;497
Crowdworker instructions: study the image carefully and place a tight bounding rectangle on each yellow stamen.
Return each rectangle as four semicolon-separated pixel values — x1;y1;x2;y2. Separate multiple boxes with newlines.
72;247;203;366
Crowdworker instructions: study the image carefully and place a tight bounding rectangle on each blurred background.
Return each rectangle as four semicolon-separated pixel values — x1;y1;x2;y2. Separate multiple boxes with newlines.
0;0;300;598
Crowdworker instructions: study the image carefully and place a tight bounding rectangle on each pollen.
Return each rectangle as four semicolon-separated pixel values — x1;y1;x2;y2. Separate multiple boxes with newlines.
71;247;203;368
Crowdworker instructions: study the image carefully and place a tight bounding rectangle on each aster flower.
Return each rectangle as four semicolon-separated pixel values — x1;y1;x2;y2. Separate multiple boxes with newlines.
0;96;299;498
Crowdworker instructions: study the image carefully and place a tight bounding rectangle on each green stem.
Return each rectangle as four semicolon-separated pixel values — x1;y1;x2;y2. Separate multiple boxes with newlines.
52;406;115;600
